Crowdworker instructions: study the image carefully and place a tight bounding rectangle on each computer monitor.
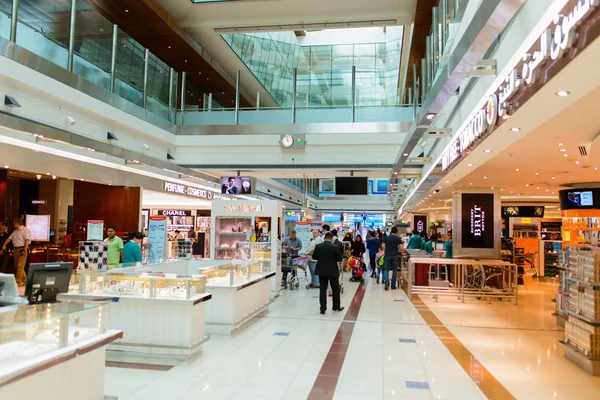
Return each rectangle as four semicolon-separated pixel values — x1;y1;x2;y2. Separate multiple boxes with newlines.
0;273;20;299
435;242;445;251
25;262;73;304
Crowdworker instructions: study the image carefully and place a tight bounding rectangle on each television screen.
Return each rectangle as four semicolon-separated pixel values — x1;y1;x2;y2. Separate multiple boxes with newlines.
461;193;494;249
335;177;368;195
567;191;593;207
221;176;252;195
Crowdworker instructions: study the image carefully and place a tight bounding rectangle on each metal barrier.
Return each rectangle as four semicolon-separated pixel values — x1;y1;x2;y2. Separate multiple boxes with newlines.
403;257;519;305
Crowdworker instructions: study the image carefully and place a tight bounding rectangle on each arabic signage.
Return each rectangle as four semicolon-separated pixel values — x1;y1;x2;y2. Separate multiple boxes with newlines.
442;0;600;172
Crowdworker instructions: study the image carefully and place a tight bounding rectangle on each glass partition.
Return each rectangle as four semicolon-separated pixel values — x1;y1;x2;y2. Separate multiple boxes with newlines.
114;29;144;107
72;1;112;91
146;51;172;120
0;0;11;40
15;0;70;69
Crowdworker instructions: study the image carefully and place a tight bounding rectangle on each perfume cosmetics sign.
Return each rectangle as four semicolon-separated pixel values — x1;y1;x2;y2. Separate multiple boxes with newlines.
163;182;214;200
442;0;600;172
461;194;494;249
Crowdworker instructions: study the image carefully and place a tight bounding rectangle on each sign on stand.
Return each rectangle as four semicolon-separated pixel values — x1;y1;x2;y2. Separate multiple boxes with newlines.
148;216;168;261
87;220;104;241
294;221;312;253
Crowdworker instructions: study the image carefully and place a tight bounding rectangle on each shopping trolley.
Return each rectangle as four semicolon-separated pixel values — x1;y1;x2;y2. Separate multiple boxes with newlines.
292;256;310;290
328;262;345;296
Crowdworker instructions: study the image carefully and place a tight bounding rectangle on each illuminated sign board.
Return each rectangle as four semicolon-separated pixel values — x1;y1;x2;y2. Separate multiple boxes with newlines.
461;194;494;249
163;182;216;200
442;0;600;172
223;204;264;213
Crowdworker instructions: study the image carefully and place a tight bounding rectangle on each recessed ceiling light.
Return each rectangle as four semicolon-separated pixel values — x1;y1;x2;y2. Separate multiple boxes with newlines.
484;176;487;179
526;184;529;187
535;172;539;175
511;191;514;194
558;143;564;146
125;9;129;12
467;163;473;167
484;149;492;153
425;113;436;120
552;176;555;179
596;167;598;171
556;90;570;97
469;183;472;185
560;149;566;152
575;161;580;164
564;154;568;157
4;165;7;168
537;187;540;189
403;153;409;156
511;128;520;132
516;168;519;171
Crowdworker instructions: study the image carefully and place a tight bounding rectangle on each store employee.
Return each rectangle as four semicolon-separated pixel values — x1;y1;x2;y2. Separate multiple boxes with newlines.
123;232;144;267
104;226;124;269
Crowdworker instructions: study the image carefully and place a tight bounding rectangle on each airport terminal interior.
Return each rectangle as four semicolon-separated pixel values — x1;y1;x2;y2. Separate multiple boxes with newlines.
1;0;600;399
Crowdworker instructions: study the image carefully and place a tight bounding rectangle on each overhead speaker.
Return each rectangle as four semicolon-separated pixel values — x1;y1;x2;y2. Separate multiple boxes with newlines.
107;132;118;140
4;95;21;108
167;153;175;160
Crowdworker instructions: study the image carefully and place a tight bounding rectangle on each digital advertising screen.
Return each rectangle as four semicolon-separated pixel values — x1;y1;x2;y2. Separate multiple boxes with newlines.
413;215;427;234
461;193;494;249
567;191;594;207
221;176;252;195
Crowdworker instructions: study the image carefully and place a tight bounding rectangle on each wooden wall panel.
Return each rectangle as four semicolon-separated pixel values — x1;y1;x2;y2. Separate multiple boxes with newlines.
72;181;141;242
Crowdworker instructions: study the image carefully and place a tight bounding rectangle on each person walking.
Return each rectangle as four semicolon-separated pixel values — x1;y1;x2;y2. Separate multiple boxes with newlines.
104;226;124;269
351;234;366;271
382;226;403;290
306;229;324;288
1;218;31;286
375;244;385;284
282;229;302;284
313;232;344;314
366;231;381;277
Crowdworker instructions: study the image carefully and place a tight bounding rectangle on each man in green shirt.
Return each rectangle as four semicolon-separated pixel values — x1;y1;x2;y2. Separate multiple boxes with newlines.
104;226;124;269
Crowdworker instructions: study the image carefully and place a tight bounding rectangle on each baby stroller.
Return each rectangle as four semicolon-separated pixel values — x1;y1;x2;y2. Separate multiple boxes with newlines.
347;256;365;282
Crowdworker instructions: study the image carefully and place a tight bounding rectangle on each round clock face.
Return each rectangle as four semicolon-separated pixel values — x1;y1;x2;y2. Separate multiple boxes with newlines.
281;135;294;148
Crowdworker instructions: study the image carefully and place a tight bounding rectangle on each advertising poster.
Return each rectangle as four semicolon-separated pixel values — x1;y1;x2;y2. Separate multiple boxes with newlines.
221;176;252;195
413;215;427;234
319;179;335;197
461;193;494;248
25;215;50;242
148;216;168;261
370;179;390;195
294;221;312;252
87;220;104;241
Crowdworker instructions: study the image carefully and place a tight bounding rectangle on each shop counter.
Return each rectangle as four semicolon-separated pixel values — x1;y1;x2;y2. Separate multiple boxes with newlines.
0;302;121;400
59;268;212;358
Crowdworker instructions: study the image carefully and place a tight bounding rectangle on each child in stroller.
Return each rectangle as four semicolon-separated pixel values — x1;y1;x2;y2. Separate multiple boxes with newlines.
347;256;365;282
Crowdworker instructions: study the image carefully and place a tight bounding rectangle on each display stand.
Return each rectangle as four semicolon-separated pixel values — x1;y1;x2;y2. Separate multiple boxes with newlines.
0;302;121;400
210;200;283;295
559;209;600;375
59;268;212;358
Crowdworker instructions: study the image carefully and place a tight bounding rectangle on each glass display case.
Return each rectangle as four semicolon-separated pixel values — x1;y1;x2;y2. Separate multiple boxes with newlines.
236;241;272;271
215;217;252;260
69;267;206;299
0;302;106;374
199;261;269;287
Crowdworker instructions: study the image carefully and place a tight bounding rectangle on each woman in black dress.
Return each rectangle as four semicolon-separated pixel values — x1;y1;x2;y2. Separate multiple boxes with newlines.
351;234;366;271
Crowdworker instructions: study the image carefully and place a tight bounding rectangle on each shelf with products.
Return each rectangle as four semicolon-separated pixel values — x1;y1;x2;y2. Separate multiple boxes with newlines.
214;217;252;260
540;240;562;277
0;302;121;397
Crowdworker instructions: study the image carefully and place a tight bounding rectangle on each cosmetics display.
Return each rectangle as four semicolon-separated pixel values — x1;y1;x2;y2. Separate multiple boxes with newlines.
0;302;107;375
176;239;193;259
78;241;110;270
69;268;206;299
215;217;252;260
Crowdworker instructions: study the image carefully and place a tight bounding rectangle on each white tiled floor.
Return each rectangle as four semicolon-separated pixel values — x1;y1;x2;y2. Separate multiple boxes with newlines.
105;274;600;400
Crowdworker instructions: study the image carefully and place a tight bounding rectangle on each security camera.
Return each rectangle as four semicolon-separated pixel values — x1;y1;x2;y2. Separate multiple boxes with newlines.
143;143;150;151
65;116;76;125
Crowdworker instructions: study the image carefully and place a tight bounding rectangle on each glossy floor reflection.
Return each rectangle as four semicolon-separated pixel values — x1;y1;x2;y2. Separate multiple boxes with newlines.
103;273;599;400
420;274;600;400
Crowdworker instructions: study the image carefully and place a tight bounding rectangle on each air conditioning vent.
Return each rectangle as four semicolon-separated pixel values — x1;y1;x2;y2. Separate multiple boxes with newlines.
579;146;588;156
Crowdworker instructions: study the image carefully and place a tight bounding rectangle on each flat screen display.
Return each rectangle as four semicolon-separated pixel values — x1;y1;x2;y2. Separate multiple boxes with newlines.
335;177;368;195
567;191;593;207
413;215;427;234
221;176;252;195
461;194;494;249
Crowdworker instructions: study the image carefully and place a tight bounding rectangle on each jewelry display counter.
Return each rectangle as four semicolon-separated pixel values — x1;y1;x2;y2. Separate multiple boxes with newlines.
59;268;211;358
0;302;121;400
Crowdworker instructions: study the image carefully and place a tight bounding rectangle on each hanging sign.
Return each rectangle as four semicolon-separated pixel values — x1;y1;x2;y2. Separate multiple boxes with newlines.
87;220;104;241
442;0;600;172
148;216;168;261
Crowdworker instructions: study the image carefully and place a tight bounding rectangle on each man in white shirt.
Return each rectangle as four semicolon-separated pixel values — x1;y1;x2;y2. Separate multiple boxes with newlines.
1;218;32;286
306;229;324;288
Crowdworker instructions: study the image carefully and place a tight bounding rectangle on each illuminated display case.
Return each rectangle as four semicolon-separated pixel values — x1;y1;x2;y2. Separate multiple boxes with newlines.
214;216;252;260
199;260;268;287
69;267;206;299
236;241;272;270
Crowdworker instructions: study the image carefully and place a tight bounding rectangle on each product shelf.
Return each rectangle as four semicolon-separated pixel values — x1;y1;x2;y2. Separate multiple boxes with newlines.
568;311;600;325
568;277;600;288
563;228;600;231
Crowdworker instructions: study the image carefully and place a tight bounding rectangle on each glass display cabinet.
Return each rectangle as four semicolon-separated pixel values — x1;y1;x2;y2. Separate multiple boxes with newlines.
236;241;272;271
214;217;252;260
0;302;106;372
69;267;206;299
199;261;269;287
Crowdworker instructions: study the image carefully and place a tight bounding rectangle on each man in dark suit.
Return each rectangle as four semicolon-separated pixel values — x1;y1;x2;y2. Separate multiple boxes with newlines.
313;232;344;314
